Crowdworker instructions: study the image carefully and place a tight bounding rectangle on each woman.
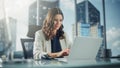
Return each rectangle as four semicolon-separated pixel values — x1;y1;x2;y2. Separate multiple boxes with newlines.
33;8;71;59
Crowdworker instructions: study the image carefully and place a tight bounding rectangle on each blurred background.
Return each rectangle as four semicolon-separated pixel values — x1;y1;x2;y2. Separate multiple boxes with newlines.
0;0;120;60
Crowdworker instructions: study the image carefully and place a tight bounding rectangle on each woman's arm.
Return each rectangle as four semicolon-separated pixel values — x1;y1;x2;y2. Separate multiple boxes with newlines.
47;48;69;58
64;32;72;49
33;31;47;59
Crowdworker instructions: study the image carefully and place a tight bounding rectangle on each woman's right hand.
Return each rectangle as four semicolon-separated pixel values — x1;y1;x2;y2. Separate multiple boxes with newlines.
58;48;70;57
48;49;70;58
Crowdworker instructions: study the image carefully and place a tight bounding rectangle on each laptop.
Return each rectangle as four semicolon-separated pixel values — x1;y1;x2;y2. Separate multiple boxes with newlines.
67;37;103;60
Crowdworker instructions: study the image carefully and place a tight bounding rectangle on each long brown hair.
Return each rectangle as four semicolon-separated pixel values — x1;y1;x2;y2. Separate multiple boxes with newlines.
42;8;65;40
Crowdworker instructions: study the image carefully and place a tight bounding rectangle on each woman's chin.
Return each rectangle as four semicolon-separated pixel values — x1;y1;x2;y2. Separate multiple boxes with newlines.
54;27;59;30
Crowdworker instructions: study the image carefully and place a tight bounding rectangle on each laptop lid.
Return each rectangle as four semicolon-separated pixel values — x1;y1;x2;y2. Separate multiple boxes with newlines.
68;37;103;60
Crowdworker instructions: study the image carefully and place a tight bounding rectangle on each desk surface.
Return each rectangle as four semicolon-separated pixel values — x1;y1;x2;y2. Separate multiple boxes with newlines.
1;58;120;68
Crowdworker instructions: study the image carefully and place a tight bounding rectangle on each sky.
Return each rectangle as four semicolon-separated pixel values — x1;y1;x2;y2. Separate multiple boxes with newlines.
1;0;120;56
0;0;5;19
105;0;120;56
89;0;120;56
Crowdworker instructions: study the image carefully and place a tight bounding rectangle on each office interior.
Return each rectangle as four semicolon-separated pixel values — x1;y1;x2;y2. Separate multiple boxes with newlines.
0;0;120;68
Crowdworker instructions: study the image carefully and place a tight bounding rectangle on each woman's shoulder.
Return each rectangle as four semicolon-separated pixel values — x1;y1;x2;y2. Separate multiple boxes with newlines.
35;29;46;40
35;29;44;36
63;31;67;36
36;29;42;33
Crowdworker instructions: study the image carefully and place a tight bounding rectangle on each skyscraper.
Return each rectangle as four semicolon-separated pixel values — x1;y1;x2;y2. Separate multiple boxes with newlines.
0;18;11;56
8;17;17;51
73;0;104;59
74;0;101;38
76;0;100;25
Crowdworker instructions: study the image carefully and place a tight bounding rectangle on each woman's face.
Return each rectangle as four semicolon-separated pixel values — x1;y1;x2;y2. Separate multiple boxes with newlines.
53;14;63;30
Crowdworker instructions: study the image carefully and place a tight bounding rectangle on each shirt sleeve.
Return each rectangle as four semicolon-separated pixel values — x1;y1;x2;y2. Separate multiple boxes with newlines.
64;32;72;49
33;31;47;60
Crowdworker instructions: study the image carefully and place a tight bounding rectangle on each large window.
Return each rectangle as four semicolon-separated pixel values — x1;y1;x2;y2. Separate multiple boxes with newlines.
105;0;120;56
90;0;120;57
0;0;120;58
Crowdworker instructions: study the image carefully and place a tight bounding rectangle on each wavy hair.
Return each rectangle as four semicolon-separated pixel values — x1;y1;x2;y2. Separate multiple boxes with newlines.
42;8;65;40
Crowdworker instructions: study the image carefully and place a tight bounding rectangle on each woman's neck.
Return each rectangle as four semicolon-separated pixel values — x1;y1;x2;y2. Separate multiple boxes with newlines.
53;29;57;35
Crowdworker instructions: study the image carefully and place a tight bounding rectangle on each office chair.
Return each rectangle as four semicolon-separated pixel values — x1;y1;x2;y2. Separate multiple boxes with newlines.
21;38;34;59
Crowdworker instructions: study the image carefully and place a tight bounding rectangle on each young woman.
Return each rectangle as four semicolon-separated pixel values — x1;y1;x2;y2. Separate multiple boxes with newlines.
33;8;71;59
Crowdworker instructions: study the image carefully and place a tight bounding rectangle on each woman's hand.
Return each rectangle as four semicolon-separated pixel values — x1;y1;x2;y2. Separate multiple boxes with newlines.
62;48;70;56
48;48;70;58
58;48;70;57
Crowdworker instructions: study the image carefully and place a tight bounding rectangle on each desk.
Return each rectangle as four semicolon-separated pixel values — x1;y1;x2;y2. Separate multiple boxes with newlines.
1;58;120;68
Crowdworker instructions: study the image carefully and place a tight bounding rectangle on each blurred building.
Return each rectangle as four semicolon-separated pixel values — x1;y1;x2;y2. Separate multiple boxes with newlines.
0;18;11;57
76;0;100;25
0;17;17;57
0;19;6;56
73;0;104;59
73;0;103;39
8;17;17;51
79;23;90;37
27;0;59;38
72;23;103;39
